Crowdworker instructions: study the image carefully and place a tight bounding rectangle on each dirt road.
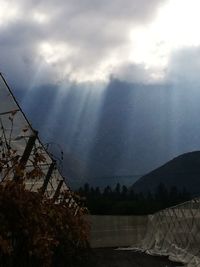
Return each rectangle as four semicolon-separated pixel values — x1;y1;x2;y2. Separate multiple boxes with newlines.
86;248;184;267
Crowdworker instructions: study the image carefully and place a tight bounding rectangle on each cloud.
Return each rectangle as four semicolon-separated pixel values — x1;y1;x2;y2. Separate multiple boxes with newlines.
111;63;165;84
166;46;200;86
4;0;200;188
0;0;166;87
20;77;200;188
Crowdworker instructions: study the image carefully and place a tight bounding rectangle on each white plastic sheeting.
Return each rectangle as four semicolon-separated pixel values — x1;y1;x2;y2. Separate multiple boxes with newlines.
0;73;77;208
139;198;200;266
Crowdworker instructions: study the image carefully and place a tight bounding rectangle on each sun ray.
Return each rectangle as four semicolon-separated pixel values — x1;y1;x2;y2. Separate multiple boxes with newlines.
129;0;200;81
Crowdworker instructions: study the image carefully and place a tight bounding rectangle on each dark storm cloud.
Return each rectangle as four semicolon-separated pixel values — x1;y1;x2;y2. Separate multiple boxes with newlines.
11;40;200;189
0;0;166;87
111;63;155;84
19;73;200;188
3;0;200;188
166;46;200;85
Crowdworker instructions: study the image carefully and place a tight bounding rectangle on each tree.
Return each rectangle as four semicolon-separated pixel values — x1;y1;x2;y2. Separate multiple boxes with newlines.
169;185;179;206
95;187;101;196
114;183;121;196
83;183;90;195
0;181;89;267
155;183;169;208
121;185;128;197
103;186;112;196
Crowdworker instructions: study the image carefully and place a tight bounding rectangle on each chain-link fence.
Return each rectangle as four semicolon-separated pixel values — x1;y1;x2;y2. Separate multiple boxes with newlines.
139;198;200;266
0;73;79;213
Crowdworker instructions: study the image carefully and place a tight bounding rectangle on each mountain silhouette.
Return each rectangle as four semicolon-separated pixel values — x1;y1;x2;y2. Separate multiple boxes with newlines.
132;151;200;196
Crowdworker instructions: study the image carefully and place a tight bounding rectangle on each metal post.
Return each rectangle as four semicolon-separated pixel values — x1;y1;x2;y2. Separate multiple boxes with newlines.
40;161;56;195
14;130;38;181
53;180;64;202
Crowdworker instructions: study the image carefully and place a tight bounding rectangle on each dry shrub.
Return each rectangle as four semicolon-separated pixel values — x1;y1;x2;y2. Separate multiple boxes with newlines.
0;180;89;267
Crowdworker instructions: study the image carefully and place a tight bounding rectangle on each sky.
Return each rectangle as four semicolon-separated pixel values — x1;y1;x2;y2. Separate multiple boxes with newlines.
1;0;200;188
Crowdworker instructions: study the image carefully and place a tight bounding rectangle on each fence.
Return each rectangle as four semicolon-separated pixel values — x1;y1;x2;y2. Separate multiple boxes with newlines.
139;198;200;266
0;73;79;212
3;73;200;266
88;215;148;248
87;194;200;266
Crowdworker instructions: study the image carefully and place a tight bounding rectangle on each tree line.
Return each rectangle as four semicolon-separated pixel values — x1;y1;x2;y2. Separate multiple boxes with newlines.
77;183;191;215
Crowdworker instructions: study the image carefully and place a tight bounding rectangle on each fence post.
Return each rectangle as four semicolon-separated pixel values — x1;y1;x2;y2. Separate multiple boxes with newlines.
40;161;56;195
14;130;38;181
53;180;64;202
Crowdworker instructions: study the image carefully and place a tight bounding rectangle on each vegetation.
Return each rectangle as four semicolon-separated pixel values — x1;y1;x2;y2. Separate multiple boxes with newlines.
0;180;90;267
0;107;192;266
78;182;191;215
0;114;90;267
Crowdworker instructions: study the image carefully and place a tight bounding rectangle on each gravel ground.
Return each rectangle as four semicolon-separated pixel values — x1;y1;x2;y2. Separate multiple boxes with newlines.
86;248;184;267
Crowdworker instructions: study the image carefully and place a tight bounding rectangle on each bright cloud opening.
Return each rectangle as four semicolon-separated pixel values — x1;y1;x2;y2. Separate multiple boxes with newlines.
33;12;49;24
129;0;200;79
39;42;73;64
0;1;19;26
2;0;200;85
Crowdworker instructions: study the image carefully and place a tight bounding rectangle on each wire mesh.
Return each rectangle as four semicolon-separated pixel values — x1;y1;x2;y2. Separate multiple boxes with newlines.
140;198;200;266
0;73;79;213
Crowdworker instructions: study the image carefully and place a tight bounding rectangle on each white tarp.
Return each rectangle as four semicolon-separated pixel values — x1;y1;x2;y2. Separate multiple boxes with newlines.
138;198;200;266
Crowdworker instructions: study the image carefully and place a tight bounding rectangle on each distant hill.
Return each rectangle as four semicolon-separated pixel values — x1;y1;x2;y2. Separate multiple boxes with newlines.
132;151;200;196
